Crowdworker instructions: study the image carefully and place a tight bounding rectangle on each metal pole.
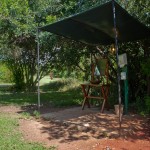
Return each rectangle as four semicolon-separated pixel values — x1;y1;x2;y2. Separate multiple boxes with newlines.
37;28;40;109
112;0;122;129
124;65;128;114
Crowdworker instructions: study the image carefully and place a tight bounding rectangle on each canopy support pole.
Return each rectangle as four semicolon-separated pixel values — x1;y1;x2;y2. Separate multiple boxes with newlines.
37;28;40;109
112;0;122;129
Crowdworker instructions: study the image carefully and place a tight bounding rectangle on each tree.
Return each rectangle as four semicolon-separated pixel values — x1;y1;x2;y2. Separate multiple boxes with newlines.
0;0;63;90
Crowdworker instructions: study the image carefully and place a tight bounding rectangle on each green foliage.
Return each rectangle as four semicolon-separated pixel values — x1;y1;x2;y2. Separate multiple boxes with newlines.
145;96;150;114
0;113;56;150
135;96;150;115
33;110;40;119
141;58;150;76
122;0;150;26
0;0;63;90
0;0;36;90
21;112;32;119
118;40;150;101
46;15;57;23
108;82;118;108
0;63;13;83
135;97;145;114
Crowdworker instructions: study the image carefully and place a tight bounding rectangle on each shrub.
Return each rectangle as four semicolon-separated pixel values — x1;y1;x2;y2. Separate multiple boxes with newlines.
145;96;150;114
0;63;13;83
33;110;41;119
135;96;150;115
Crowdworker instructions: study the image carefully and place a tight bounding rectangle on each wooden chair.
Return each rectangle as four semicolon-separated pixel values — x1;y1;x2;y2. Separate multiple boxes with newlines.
81;57;110;113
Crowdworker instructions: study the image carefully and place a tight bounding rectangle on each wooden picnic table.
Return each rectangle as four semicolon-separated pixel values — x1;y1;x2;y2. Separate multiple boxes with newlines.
81;83;110;113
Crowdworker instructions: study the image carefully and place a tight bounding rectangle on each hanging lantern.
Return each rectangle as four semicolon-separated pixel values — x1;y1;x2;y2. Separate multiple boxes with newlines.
109;44;116;53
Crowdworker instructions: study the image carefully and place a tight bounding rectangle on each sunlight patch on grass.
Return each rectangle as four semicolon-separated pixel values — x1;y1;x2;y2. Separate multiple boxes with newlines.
0;78;83;107
57;78;81;92
39;76;60;86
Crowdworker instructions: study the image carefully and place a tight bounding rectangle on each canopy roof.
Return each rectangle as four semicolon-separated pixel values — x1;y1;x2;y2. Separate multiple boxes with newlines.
39;0;150;45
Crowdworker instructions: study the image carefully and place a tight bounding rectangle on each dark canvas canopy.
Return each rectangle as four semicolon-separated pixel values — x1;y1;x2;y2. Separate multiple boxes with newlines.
39;1;150;45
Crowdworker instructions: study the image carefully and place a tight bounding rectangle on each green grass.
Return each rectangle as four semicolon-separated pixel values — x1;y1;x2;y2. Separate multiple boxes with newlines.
0;77;83;107
0;77;83;150
0;113;56;150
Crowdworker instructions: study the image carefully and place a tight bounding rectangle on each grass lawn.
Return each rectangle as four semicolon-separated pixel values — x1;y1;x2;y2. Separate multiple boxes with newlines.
0;77;83;107
0;77;83;150
0;113;55;150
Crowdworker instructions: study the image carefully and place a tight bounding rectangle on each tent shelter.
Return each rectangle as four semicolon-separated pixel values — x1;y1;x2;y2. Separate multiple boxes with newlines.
39;0;150;45
38;0;150;127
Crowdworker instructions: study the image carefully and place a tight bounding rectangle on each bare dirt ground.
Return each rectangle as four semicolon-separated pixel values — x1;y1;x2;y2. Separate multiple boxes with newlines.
0;105;150;150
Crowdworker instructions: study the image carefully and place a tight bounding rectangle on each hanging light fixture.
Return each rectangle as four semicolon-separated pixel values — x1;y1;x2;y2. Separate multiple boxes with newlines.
109;44;116;53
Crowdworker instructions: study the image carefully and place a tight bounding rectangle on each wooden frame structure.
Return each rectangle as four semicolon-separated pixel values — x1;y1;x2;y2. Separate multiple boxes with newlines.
81;57;110;113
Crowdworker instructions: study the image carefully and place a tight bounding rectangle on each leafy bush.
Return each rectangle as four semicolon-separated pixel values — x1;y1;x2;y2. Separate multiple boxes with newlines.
108;82;118;108
145;96;150;114
0;63;13;83
21;112;31;119
33;110;41;119
135;96;150;115
135;97;145;114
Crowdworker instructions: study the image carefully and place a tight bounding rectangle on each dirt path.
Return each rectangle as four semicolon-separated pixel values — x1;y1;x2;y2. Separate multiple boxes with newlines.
0;105;150;150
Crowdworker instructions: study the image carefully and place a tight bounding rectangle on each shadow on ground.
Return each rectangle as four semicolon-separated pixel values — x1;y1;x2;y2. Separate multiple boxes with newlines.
19;106;150;144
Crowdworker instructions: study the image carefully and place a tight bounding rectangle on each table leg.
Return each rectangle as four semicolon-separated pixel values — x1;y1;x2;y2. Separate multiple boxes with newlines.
105;86;110;110
101;85;109;112
81;85;90;110
82;97;87;110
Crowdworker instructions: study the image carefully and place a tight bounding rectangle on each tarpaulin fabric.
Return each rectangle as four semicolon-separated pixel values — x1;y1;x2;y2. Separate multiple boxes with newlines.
39;1;150;45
